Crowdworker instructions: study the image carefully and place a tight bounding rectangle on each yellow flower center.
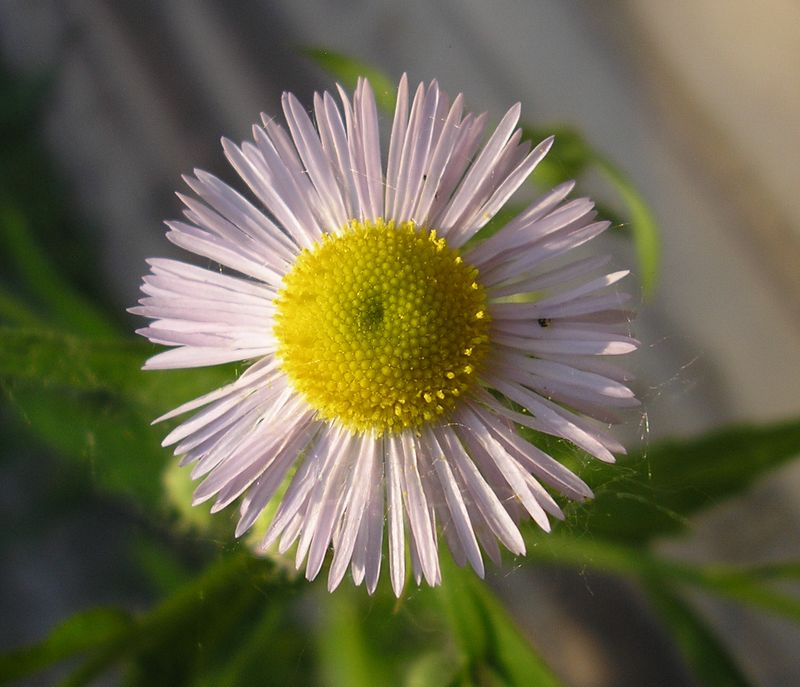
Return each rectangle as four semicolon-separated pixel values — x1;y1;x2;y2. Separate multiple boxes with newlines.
273;219;491;434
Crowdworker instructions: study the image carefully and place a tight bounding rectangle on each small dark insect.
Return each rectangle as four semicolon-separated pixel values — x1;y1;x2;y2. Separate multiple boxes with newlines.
537;318;551;328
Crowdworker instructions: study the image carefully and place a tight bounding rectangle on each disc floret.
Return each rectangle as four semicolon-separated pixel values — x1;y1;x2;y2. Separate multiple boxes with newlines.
273;219;490;434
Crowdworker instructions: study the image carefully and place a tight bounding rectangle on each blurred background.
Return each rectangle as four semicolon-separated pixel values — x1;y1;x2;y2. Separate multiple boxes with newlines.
1;1;799;685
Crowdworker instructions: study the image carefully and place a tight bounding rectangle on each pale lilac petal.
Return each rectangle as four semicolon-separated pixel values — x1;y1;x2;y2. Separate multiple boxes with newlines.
401;432;440;586
177;192;291;276
304;431;354;580
384;74;410;219
436;103;521;237
164;221;283;285
262;425;342;551
489;350;636;402
411;92;465;226
363;453;385;594
152;357;278;424
145;258;277;299
449;136;554;247
490;329;639;357
340;79;384;220
209;411;316;513
142;345;273;370
282;92;349;230
352;441;384;593
484;376;617;462
481;221;611;286
426;427;484;576
355;79;385;220
458;404;551;531
486;255;611;298
394;82;440;224
467;192;591;269
386;434;407;597
434;425;525;555
427;112;488;224
183;170;298;263
328;434;376;591
315;91;359;217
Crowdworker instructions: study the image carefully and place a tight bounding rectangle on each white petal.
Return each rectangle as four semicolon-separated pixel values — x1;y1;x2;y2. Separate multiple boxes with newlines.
458;405;551;531
435;425;525;555
386;434;407;597
384;74;410;218
401;431;439;587
437;103;521;235
426;426;484;576
328;434;376;591
283;92;349;229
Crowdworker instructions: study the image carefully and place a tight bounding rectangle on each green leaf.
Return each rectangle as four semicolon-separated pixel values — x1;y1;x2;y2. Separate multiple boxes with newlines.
0;203;118;338
524;532;800;625
0;608;132;685
437;560;564;687
0;286;46;327
1;327;233;505
1;553;305;687
198;602;297;687
304;48;396;113
1;327;146;394
0;327;230;412
646;584;754;687
574;417;800;544
6;384;167;505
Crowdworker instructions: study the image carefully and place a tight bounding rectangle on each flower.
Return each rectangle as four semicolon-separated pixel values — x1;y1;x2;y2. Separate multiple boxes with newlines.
133;76;638;596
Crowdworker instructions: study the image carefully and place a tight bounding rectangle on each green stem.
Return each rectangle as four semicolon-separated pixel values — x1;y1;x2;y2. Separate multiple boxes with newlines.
593;156;660;299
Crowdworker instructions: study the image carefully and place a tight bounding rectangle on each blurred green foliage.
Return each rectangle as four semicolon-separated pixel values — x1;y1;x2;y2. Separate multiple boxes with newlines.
0;56;798;687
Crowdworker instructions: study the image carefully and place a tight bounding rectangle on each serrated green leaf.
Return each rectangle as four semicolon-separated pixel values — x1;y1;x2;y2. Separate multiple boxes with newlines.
0;608;132;685
524;532;800;625
573;417;800;544
304;48;396;113
646;584;754;687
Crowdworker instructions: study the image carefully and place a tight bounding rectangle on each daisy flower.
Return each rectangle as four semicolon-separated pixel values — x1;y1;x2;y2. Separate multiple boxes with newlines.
133;76;638;596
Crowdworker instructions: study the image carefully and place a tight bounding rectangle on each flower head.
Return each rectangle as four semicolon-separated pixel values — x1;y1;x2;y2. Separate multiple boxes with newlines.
133;76;638;595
